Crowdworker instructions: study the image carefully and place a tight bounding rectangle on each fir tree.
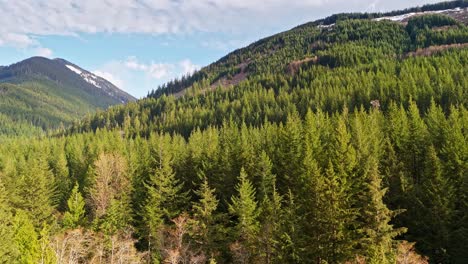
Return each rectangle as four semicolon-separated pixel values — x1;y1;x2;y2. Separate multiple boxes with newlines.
360;159;405;263
191;174;223;259
229;168;260;263
63;182;86;229
12;211;41;264
0;178;18;261
411;146;455;263
144;142;187;261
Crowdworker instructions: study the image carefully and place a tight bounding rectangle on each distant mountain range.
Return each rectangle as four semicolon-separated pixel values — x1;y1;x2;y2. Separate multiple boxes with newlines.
0;57;135;134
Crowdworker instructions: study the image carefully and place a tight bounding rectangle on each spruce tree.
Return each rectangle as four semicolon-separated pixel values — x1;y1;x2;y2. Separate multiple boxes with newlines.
144;142;187;261
12;210;41;264
0;178;18;262
13;155;56;228
62;182;86;229
313;162;355;263
229;168;260;263
411;146;455;263
191;175;223;259
360;159;405;263
258;186;284;264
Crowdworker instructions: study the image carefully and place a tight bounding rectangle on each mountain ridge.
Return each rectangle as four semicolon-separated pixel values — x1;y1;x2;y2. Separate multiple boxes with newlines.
148;1;468;99
0;56;136;134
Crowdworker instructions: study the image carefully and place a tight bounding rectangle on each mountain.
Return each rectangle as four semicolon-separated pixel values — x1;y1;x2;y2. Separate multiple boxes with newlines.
0;57;135;134
0;1;467;263
72;1;468;136
149;1;468;99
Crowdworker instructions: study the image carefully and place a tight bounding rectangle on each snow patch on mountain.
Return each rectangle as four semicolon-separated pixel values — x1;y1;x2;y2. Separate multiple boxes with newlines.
66;64;102;89
374;7;464;22
66;64;82;75
82;73;102;89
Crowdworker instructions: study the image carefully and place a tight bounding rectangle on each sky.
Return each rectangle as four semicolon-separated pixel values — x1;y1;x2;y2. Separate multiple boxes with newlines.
0;0;441;98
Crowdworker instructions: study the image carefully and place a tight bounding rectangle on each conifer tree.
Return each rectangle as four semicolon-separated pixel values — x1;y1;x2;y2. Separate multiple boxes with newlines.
191;174;223;259
360;159;404;263
63;182;86;229
406;100;429;183
48;144;71;211
411;146;455;263
13;155;56;228
229;168;260;263
38;225;56;264
0;178;18;261
276;111;303;194
144;142;187;261
313;162;355;263
258;186;284;264
13;211;41;263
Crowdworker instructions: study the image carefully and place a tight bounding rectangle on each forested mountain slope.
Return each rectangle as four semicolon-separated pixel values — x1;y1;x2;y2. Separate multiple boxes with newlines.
0;1;467;264
147;1;468;99
0;57;135;135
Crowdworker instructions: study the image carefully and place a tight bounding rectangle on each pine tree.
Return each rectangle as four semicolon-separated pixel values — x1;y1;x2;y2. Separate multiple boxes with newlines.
254;151;276;202
13;155;56;228
360;159;405;263
411;146;455;263
406;100;429;184
229;168;260;263
313;162;355;263
276;111;303;194
0;178;18;262
12;210;41;264
191;174;223;259
380;138;410;226
38;225;56;264
63;182;86;229
258;186;284;264
48;144;71;211
144;142;187;261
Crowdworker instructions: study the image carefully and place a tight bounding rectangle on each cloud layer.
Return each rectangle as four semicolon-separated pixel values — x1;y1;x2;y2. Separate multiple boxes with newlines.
0;0;440;48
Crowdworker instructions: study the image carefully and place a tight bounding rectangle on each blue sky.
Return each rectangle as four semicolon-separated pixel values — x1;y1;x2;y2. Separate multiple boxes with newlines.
0;0;440;98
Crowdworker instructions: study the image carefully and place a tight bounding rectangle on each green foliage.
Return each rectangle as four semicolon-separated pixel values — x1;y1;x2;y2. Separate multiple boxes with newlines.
0;2;467;263
62;183;86;229
0;178;19;261
12;211;41;264
229;168;260;262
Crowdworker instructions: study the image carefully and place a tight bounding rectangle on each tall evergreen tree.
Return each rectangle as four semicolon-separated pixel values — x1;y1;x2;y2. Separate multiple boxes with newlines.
144;141;187;261
360;159;405;263
229;168;260;263
0;178;18;262
191;174;224;260
411;146;455;263
62;182;86;229
12;211;41;264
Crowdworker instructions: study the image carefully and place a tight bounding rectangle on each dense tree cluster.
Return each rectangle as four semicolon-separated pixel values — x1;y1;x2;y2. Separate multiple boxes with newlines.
1;100;467;263
71;48;467;138
1;3;467;263
148;6;467;99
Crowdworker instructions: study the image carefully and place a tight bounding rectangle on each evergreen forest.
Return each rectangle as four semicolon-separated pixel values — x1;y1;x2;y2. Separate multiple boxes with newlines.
0;1;467;263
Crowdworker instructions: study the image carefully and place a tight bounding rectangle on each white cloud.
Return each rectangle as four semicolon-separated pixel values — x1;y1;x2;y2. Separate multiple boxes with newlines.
119;56;200;80
0;33;37;48
93;70;124;88
147;63;173;79
35;47;53;57
93;57;200;97
180;59;199;75
0;0;441;47
124;56;148;71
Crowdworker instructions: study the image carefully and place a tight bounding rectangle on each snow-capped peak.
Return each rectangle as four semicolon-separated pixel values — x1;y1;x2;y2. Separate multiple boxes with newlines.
66;64;101;89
